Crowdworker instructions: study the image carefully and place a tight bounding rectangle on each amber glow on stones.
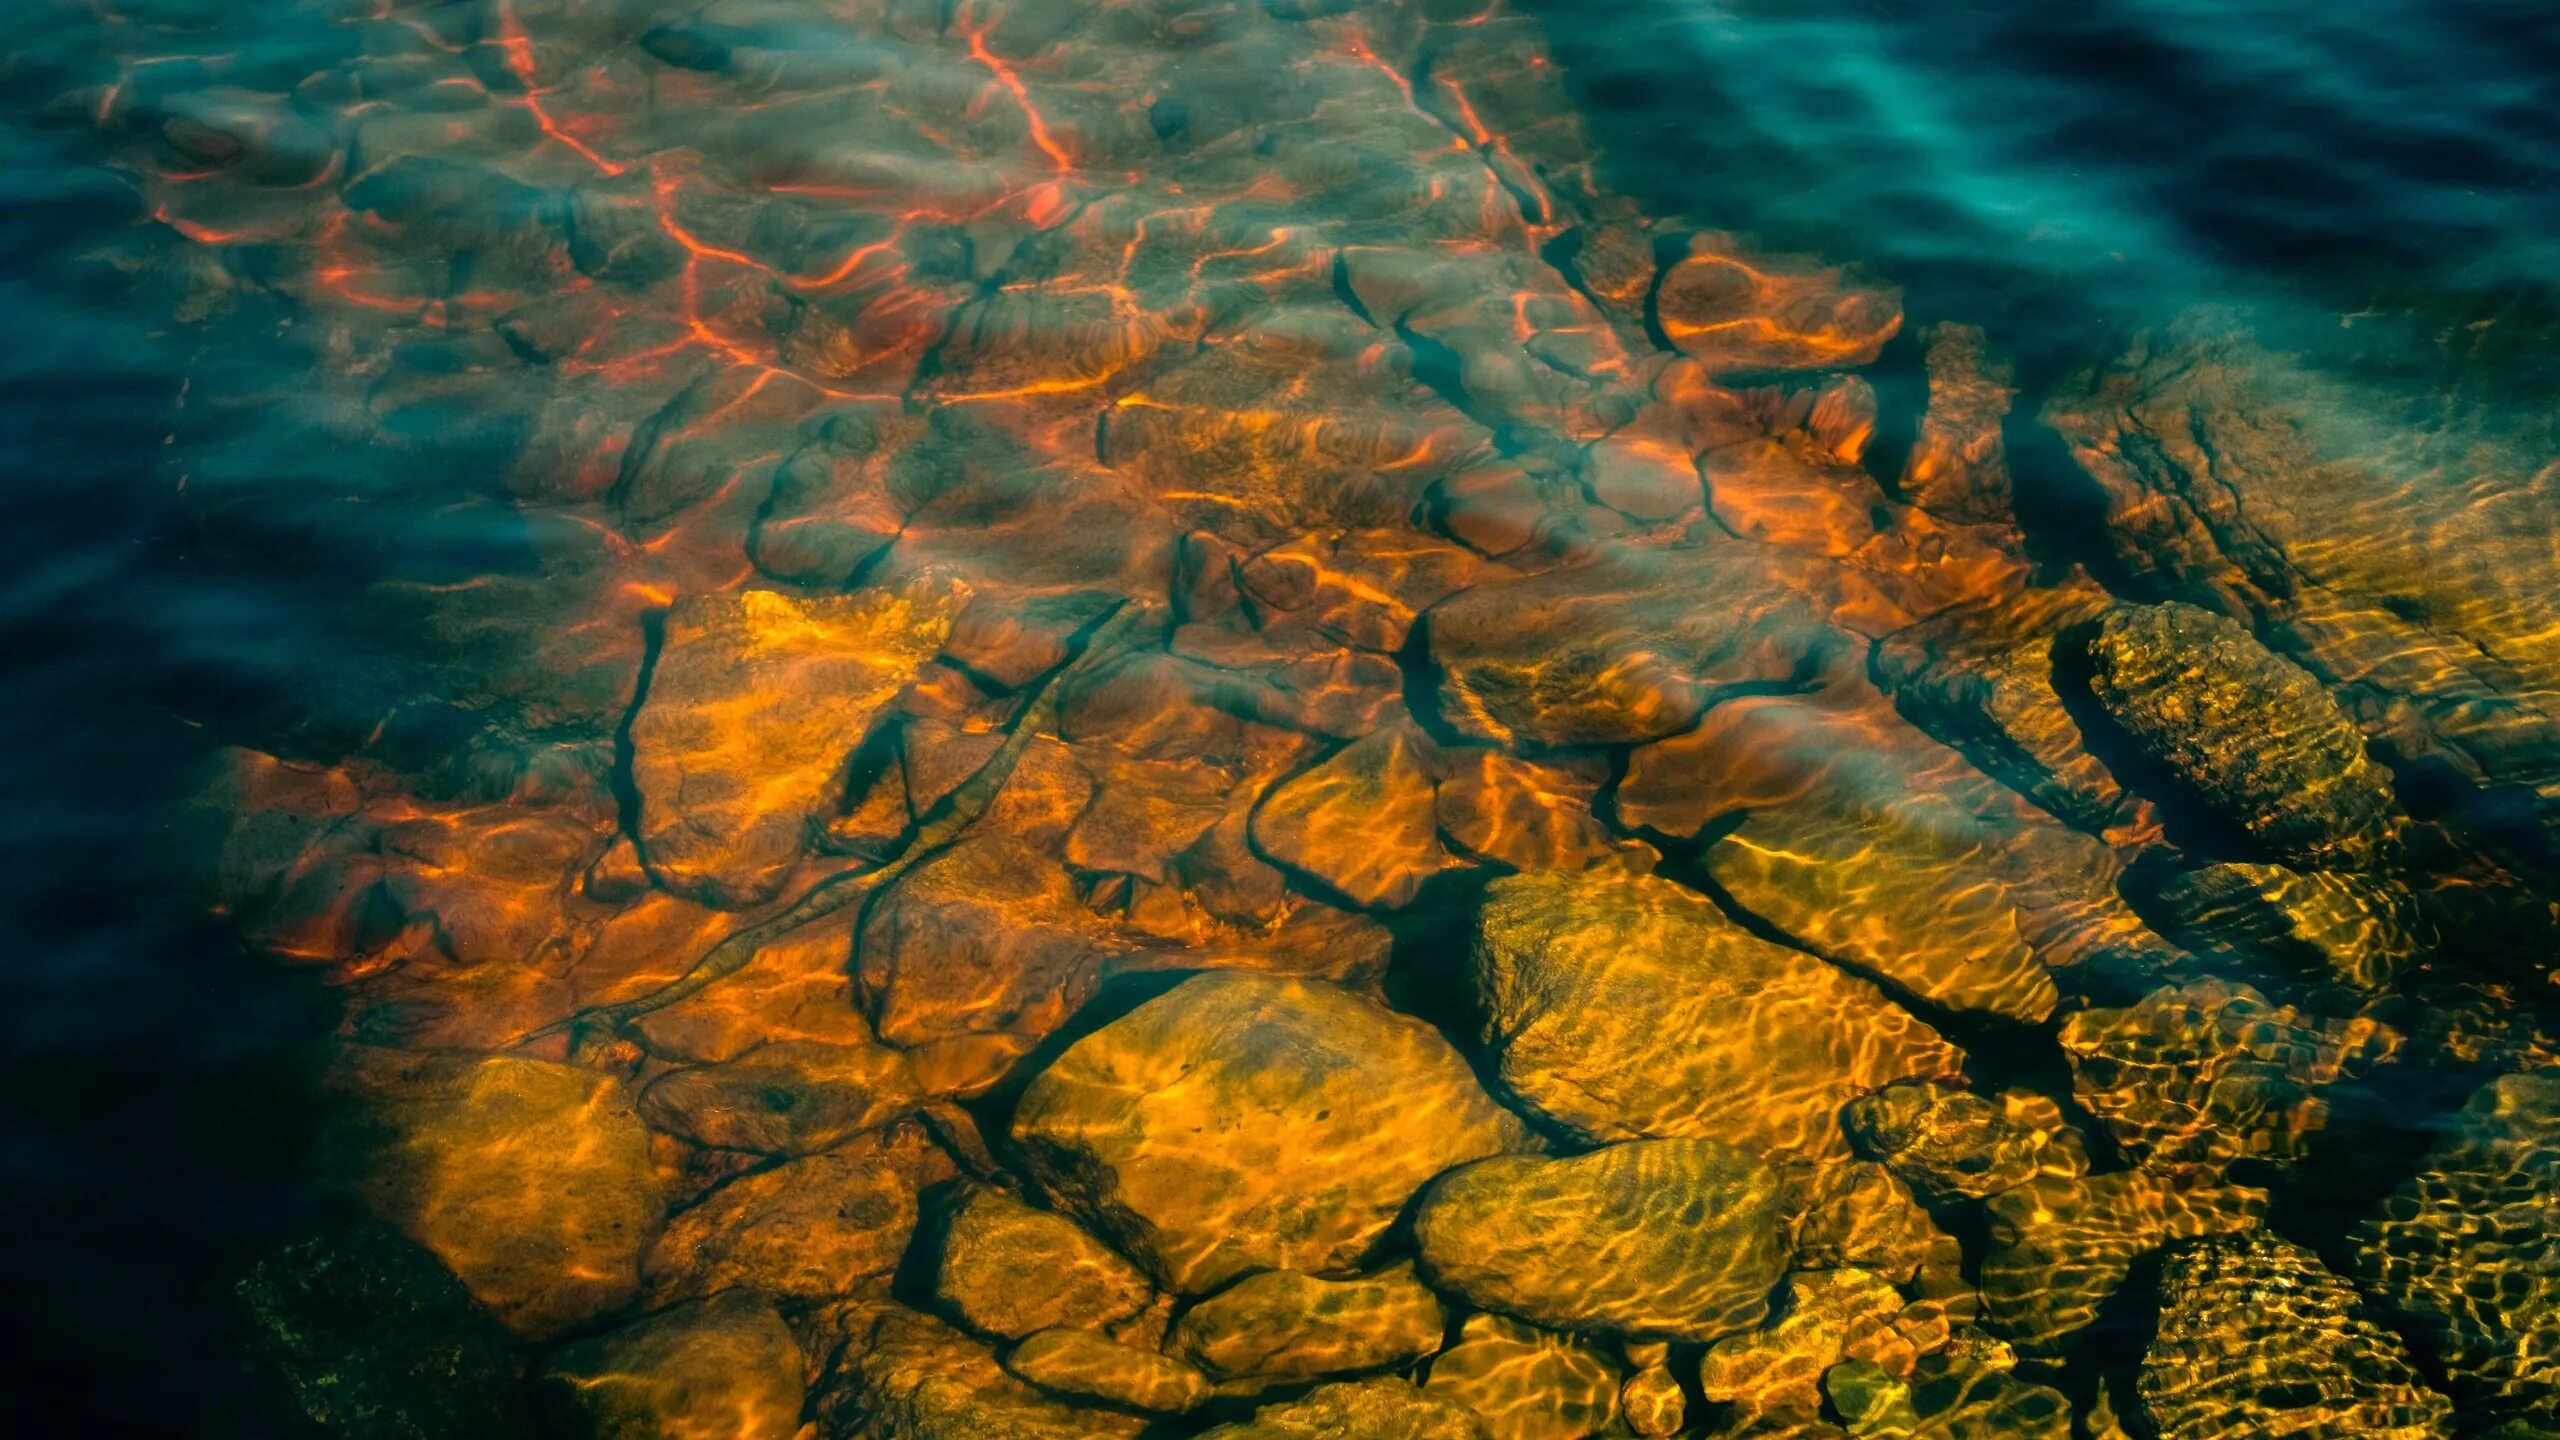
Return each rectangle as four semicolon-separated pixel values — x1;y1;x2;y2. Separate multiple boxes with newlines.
137;0;2560;1437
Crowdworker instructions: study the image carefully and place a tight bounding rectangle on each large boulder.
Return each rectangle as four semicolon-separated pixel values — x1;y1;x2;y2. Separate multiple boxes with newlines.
1414;1139;1787;1342
1012;973;1520;1294
2349;1073;2560;1417
2140;1231;2453;1440
532;1292;806;1440
2086;602;2401;868
321;1048;661;1338
629;583;962;907
1473;869;1960;1159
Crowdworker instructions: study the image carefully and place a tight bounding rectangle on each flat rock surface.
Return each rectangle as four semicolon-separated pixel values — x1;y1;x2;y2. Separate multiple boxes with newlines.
1473;869;1961;1159
1013;973;1521;1294
1414;1139;1787;1342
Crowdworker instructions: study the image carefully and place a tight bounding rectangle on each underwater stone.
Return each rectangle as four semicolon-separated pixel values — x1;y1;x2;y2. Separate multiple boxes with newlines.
2086;601;2401;868
2057;979;2399;1173
2154;862;2431;990
1841;1082;2069;1202
1168;1260;1448;1382
813;1303;1147;1440
1423;1313;1623;1440
1979;1171;2267;1357
1474;868;1960;1160
1897;324;2015;525
1698;1268;1915;1420
1621;1363;1685;1437
1004;1328;1211;1414
532;1291;806;1440
2348;1072;2560;1417
235;1219;533;1440
645;1128;942;1305
1249;722;1455;909
637;1039;919;1156
2139;1230;2454;1440
630;583;963;908
933;1184;1156;1341
321;1048;661;1339
1012;973;1519;1294
1195;1378;1493;1440
1414;1139;1787;1342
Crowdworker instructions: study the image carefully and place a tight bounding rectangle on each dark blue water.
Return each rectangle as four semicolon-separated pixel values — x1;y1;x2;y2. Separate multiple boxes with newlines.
4;0;2556;1430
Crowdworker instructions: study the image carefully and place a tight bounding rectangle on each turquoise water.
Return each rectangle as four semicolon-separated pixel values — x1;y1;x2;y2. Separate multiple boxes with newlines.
3;0;2555;1431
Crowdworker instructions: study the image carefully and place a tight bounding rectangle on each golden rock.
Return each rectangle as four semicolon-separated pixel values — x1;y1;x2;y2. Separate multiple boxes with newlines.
1785;1160;1945;1282
2087;602;2401;869
1004;1327;1212;1415
933;1184;1156;1341
1012;973;1520;1294
1699;1269;1916;1420
532;1291;806;1440
2140;1231;2454;1440
1842;1082;2075;1203
813;1303;1147;1440
2058;980;2399;1172
2154;863;2431;991
1979;1171;2266;1357
630;583;963;908
645;1126;947;1305
2348;1073;2560;1416
1424;1313;1623;1440
1414;1139;1786;1342
322;1047;661;1339
1898;325;2015;525
637;1039;919;1156
1195;1378;1493;1440
1474;869;1960;1159
1250;722;1456;909
1620;1364;1686;1438
1169;1261;1448;1382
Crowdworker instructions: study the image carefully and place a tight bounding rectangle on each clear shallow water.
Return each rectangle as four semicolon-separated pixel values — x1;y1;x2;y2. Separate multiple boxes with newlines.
2;0;2555;1433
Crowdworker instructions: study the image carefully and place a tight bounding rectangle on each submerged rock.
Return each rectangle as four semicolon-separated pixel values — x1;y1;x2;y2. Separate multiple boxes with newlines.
1250;722;1455;909
2057;980;2398;1172
814;1304;1147;1440
637;1040;919;1156
1979;1171;2267;1356
1473;869;1959;1159
933;1184;1156;1341
646;1128;944;1305
1197;1378;1493;1440
1012;973;1519;1294
322;1048;661;1338
1004;1327;1211;1414
1169;1261;1448;1382
1698;1268;1915;1420
1842;1082;2075;1203
1784;1161;1945;1283
235;1219;533;1440
1654;232;1901;373
630;583;963;908
2349;1072;2560;1417
2154;863;2432;990
1620;1362;1685;1438
2086;602;2401;867
532;1291;806;1440
1414;1139;1787;1341
2139;1231;2454;1440
1424;1313;1622;1440
1898;324;2014;525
